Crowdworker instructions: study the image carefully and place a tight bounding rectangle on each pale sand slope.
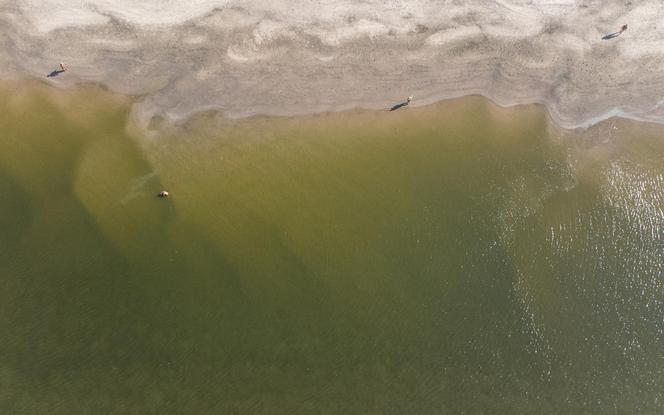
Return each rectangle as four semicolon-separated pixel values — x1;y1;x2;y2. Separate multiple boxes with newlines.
1;0;664;129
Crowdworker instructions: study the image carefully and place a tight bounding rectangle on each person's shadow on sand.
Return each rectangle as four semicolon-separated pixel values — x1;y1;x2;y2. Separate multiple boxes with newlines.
390;102;409;111
46;69;65;78
602;32;621;40
390;96;413;111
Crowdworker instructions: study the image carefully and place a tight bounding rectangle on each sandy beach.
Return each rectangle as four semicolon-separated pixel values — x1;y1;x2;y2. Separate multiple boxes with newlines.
1;0;664;129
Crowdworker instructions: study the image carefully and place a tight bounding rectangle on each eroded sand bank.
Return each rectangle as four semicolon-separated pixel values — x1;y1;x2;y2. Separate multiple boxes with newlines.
2;0;664;129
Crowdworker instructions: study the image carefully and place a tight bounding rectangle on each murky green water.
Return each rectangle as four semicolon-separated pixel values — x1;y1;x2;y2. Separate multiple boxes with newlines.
1;83;663;414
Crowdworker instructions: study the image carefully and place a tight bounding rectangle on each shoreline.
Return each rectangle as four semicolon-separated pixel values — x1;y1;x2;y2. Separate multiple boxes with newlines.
20;61;664;132
27;77;664;134
6;78;664;138
133;86;664;132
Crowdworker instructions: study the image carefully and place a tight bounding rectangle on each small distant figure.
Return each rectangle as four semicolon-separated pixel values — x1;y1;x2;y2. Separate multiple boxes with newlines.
46;62;68;78
158;190;170;198
602;24;628;40
390;96;413;111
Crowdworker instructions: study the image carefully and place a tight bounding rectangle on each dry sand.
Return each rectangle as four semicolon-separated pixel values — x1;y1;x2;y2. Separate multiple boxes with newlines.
2;0;664;129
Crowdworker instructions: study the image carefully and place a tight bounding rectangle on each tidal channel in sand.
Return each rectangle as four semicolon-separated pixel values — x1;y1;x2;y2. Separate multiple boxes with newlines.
1;82;663;413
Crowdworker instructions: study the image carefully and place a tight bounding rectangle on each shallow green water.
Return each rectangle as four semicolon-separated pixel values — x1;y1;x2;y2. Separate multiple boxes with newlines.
1;84;663;414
